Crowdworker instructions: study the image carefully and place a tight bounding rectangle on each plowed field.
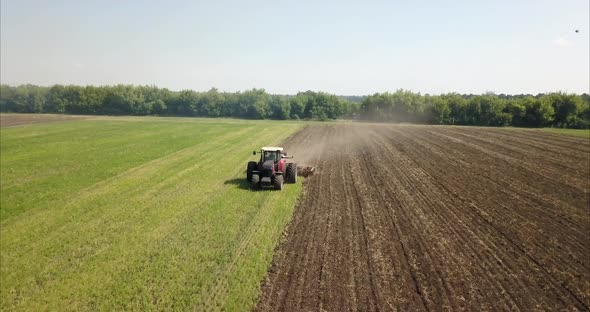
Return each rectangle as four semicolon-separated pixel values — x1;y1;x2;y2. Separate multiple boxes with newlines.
257;124;590;311
0;113;90;127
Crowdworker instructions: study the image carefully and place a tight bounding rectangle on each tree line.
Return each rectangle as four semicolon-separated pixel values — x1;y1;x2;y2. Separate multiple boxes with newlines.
0;84;588;128
0;85;354;120
360;90;589;128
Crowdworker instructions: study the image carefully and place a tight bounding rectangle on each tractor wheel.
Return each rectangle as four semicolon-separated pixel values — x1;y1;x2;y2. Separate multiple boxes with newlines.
251;174;260;189
286;163;297;183
247;161;257;183
274;175;284;191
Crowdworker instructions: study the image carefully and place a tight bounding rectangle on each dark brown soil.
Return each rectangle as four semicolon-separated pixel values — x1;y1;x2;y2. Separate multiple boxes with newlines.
0;114;90;127
257;124;590;311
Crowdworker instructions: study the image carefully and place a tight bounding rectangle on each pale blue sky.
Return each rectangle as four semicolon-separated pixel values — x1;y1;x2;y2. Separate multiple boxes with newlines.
1;0;588;94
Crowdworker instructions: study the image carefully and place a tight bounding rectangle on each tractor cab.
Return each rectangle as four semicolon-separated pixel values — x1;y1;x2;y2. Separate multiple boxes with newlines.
252;147;285;171
261;146;289;161
262;150;280;163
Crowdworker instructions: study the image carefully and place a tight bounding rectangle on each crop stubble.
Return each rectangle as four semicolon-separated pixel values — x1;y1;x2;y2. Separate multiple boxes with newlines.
257;124;590;311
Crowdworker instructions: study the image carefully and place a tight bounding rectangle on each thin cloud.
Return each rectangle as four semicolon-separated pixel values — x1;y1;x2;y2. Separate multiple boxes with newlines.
553;37;572;47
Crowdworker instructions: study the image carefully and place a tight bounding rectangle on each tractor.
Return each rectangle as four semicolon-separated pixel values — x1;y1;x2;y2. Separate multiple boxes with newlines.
247;147;297;190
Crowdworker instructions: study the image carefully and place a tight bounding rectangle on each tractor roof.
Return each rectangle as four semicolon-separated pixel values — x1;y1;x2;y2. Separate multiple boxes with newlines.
261;146;283;151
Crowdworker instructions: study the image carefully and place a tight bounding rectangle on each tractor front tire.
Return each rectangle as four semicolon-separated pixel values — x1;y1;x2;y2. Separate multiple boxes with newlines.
286;163;297;183
274;175;284;191
251;174;260;190
247;161;257;183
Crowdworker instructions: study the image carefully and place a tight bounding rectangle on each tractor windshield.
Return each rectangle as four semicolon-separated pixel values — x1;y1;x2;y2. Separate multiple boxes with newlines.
263;151;278;162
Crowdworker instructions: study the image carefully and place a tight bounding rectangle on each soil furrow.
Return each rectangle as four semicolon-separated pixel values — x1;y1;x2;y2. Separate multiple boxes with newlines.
256;124;590;311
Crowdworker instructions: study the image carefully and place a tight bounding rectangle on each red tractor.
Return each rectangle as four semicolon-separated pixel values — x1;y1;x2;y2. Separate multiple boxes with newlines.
247;147;297;190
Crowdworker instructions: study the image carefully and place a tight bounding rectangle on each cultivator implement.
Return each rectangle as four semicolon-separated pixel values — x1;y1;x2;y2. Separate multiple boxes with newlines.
297;166;315;177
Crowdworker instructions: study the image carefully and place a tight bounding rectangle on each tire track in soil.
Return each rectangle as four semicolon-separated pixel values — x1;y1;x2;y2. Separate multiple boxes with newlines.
377;126;588;310
399;127;590;284
256;124;590;311
367;129;535;310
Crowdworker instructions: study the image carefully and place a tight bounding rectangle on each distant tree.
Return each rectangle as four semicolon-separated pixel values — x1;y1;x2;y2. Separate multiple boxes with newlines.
46;85;68;113
426;95;450;124
311;92;339;120
269;95;290;119
80;86;107;114
545;92;583;127
504;98;527;126
528;97;555;127
7;85;47;113
298;91;316;119
196;88;224;117
442;93;467;125
465;94;510;126
289;96;305;119
0;85;16;112
290;91;347;120
101;85;147;115
221;92;239;117
174;90;199;116
241;89;270;119
150;99;167;115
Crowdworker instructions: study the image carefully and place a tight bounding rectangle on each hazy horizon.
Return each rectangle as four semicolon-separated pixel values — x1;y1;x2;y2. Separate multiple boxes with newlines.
1;0;589;95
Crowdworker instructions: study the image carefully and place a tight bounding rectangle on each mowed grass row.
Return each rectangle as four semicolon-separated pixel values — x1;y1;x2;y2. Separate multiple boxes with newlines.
0;117;304;311
541;127;590;139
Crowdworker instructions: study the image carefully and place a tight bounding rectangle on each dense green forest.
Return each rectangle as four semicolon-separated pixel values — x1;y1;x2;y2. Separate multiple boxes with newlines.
1;84;588;128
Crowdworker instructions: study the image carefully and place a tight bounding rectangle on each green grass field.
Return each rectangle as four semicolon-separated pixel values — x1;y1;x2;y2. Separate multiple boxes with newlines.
0;116;304;311
542;128;590;139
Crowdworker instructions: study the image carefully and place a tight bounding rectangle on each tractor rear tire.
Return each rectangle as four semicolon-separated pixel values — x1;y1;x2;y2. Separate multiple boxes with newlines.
251;174;260;189
247;161;257;183
274;175;284;191
286;163;297;183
